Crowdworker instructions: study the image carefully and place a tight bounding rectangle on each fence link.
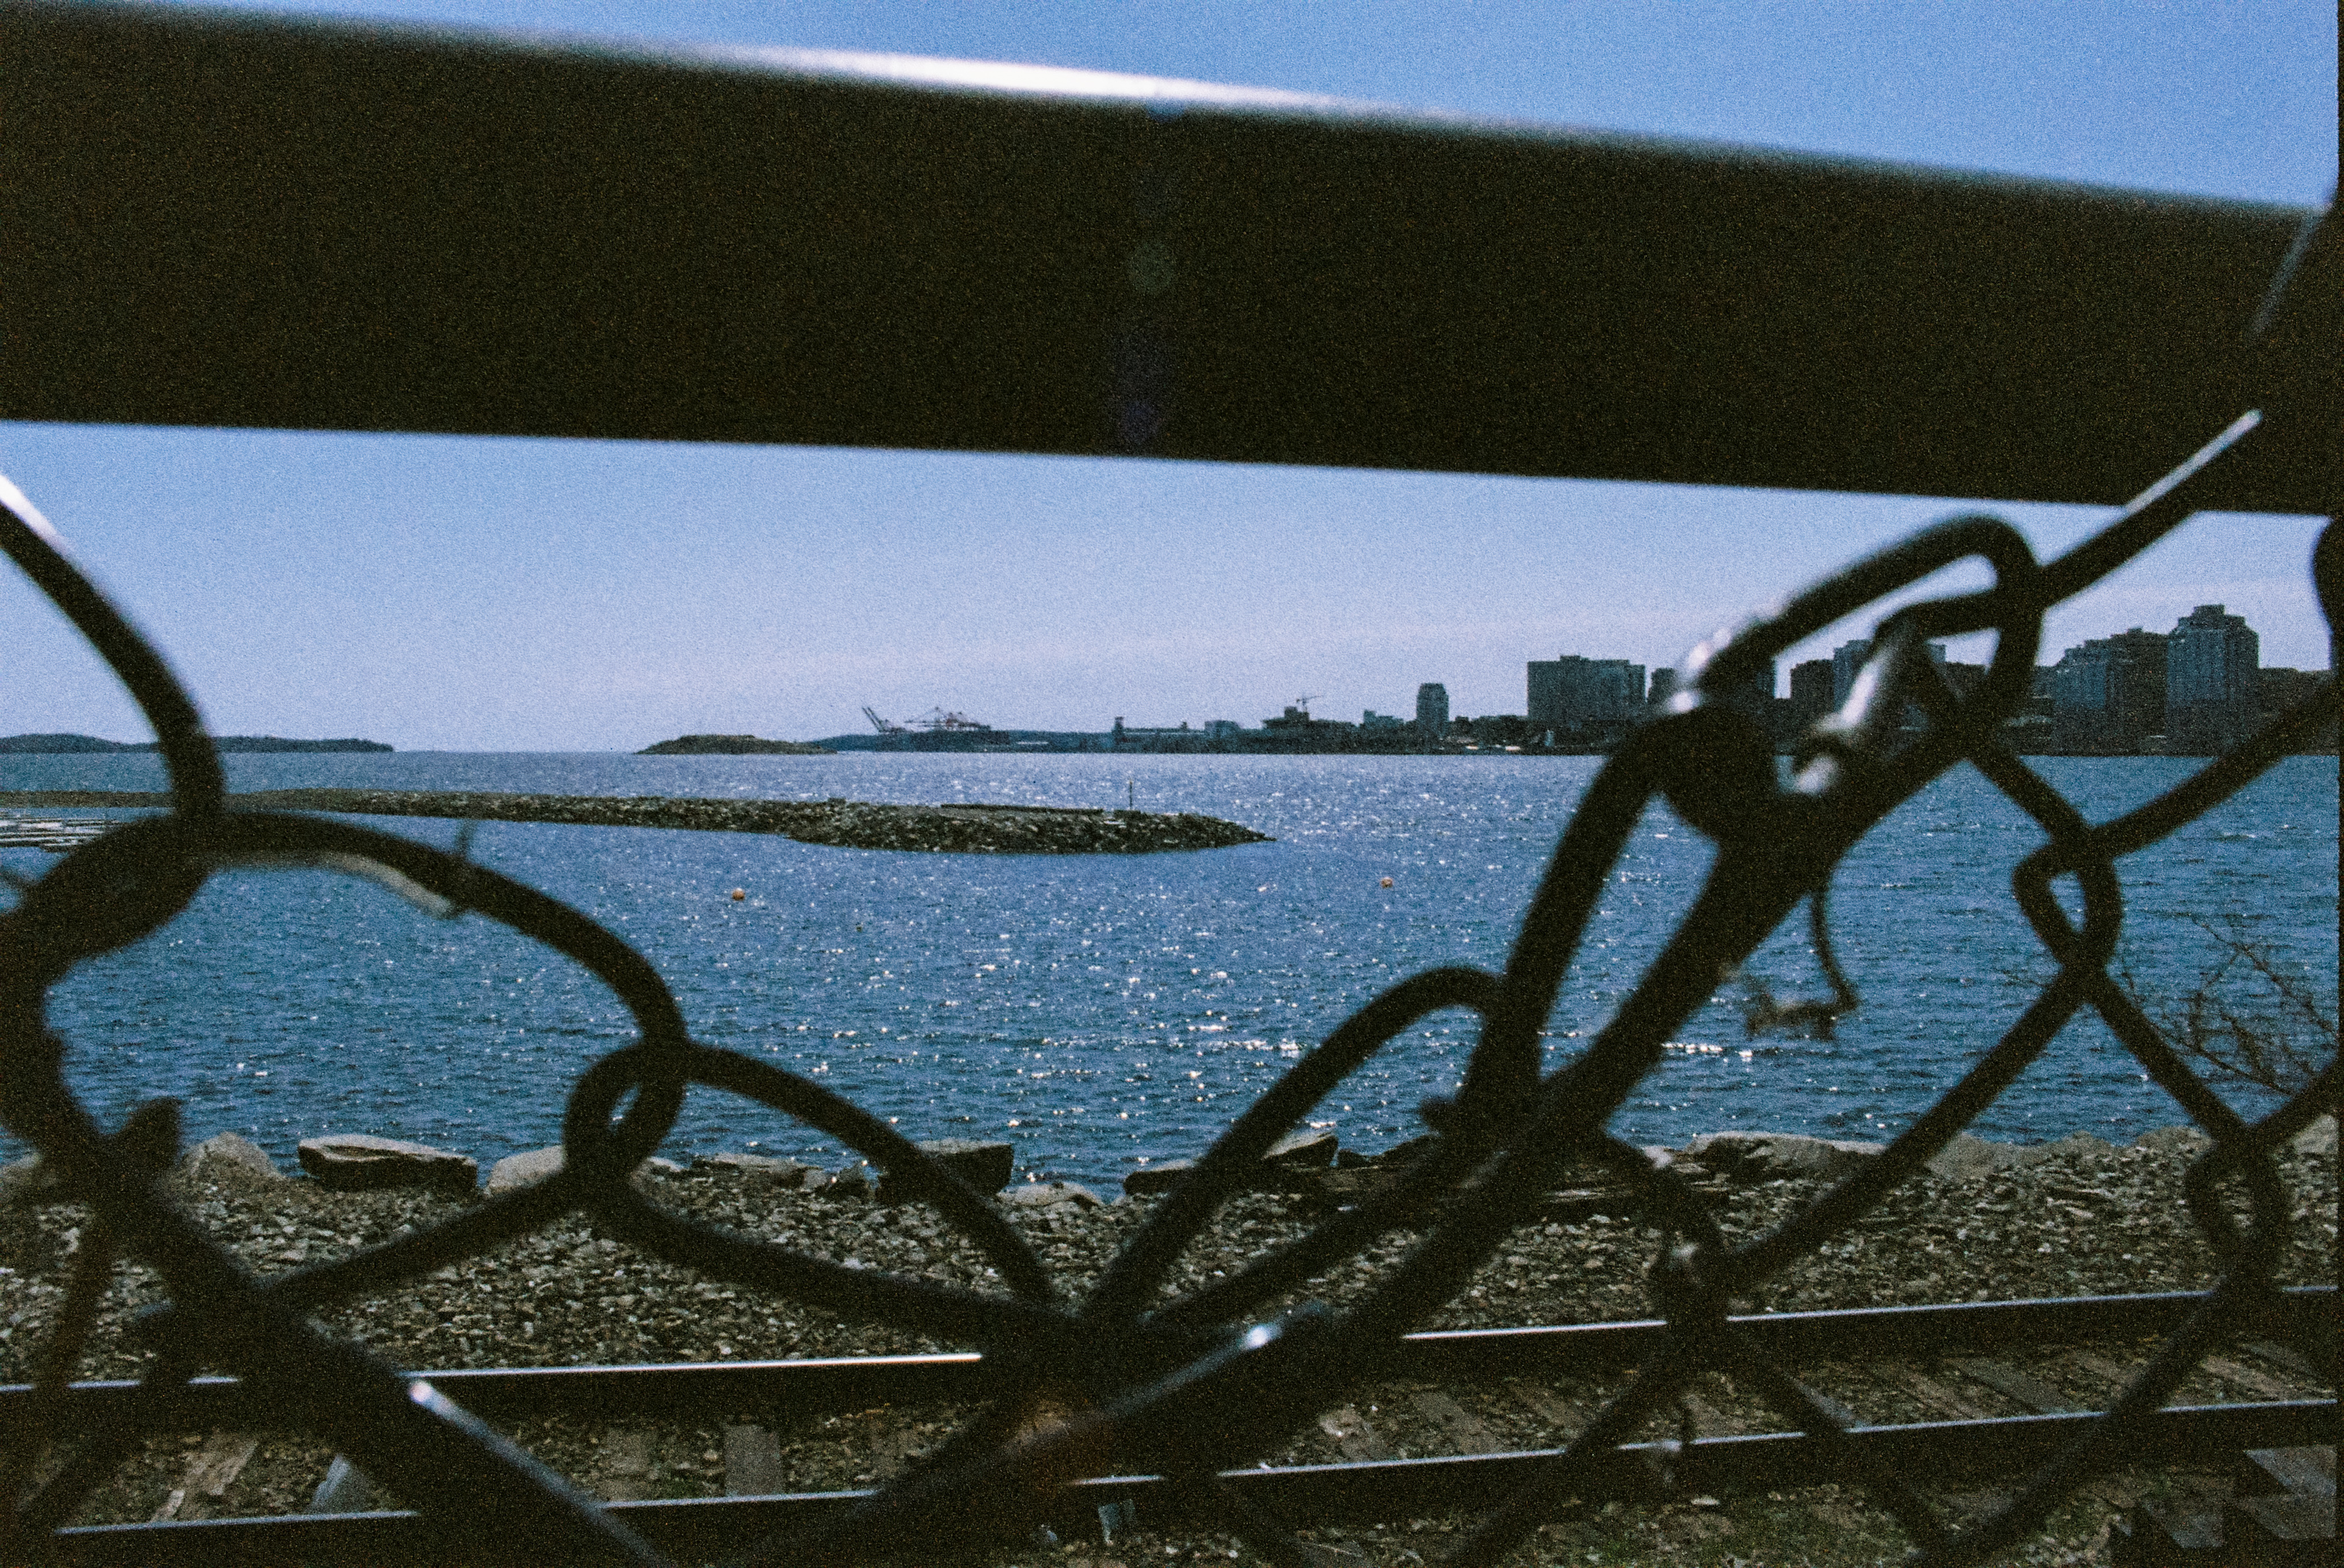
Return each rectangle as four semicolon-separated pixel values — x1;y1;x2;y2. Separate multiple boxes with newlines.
0;202;2336;1568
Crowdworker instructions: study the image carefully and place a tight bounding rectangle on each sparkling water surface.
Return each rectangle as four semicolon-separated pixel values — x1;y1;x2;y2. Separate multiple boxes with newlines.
2;751;2333;1186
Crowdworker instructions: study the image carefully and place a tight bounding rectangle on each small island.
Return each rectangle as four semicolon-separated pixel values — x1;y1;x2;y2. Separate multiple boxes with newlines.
637;734;833;756
0;790;1271;855
0;733;390;754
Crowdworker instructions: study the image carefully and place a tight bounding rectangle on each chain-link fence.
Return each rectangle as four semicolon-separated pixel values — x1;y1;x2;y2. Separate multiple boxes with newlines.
2;76;2338;1568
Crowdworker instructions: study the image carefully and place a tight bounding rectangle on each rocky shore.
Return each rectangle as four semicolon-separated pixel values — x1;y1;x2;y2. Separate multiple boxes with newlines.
1;1119;2329;1562
0;790;1272;854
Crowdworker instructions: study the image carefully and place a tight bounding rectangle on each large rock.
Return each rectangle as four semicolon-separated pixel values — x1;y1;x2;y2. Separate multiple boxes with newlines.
1365;1134;1440;1169
877;1139;1014;1203
691;1151;821;1186
0;1154;60;1205
1264;1129;1338;1168
1119;1131;1341;1199
1123;1159;1195;1197
2041;1131;2119;1161
1925;1133;2047;1183
2292;1114;2337;1155
179;1131;284;1185
486;1146;683;1193
1682;1131;1884;1183
999;1181;1104;1211
2131;1125;2211;1154
298;1134;477;1194
485;1146;565;1194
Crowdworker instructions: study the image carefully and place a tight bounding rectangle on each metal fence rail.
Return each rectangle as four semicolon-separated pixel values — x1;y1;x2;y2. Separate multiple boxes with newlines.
3;6;2339;1566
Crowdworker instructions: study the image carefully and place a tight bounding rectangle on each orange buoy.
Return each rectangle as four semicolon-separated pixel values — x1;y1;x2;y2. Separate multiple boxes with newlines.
730;888;746;901
1380;876;1394;888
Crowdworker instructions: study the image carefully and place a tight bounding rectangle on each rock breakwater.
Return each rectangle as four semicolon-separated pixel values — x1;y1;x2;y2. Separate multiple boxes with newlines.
635;735;832;755
0;790;1271;854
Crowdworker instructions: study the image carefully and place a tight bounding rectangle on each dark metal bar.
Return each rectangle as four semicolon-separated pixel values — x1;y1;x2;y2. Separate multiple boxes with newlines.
1;1;2322;510
7;1289;2324;1435
45;1401;2337;1567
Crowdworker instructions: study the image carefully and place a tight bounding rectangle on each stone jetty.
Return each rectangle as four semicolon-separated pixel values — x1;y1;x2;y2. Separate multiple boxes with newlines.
0;790;1272;854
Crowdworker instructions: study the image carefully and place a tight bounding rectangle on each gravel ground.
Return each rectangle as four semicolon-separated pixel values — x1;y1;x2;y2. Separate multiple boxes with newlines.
0;1123;2332;1564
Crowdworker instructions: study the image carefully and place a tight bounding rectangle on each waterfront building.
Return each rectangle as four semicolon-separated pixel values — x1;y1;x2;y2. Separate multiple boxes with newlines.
1637;660;1771;725
1830;639;1947;716
2051;628;2167;752
1789;659;1834;728
1527;656;1645;740
1415;682;1450;739
2260;668;2339;751
1720;658;1777;725
2165;604;2259;754
1464;714;1533;747
1830;640;1871;706
1361;710;1410;732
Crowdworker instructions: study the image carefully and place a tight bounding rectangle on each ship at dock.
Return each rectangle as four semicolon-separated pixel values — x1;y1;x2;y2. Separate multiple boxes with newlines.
838;707;1105;754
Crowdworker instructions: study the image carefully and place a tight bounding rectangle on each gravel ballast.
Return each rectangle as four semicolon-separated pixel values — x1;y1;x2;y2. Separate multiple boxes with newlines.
0;1123;2331;1563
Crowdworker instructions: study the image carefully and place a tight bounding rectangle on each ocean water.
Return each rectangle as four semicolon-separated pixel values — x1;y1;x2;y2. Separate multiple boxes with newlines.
1;751;2334;1187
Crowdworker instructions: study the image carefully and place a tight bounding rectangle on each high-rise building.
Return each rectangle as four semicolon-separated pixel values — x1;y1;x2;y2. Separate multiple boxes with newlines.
2051;628;2167;752
2165;604;2258;753
1527;656;1645;737
1789;659;1834;728
1830;640;1871;706
1646;668;1679;711
1415;682;1450;740
1829;639;1947;725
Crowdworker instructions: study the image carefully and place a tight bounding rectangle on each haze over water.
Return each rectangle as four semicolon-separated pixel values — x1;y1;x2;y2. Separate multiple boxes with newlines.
3;752;2333;1187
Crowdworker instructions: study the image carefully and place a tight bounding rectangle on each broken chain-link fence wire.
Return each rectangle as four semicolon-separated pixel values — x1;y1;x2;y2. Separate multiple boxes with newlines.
1;202;2338;1567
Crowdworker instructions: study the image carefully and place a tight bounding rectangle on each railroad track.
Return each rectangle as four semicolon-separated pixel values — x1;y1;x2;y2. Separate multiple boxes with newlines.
13;1287;2331;1565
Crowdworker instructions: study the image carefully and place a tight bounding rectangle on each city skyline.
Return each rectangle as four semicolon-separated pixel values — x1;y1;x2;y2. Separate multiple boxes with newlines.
3;2;2333;751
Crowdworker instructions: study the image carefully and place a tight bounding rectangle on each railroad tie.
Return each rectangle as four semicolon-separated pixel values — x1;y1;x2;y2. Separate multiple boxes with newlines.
2198;1353;2303;1403
1795;1368;1867;1429
599;1428;654;1502
1409;1391;1500;1454
1503;1378;1588;1439
1315;1405;1391;1463
1867;1365;1996;1423
2241;1340;2323;1384
152;1431;258;1522
723;1424;786;1496
305;1454;379;1515
2060;1349;2140;1393
1946;1357;2080;1415
1673;1388;1746;1438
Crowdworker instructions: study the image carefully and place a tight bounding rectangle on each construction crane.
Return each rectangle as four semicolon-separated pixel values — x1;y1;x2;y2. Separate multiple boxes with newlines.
862;706;908;735
1290;694;1320;717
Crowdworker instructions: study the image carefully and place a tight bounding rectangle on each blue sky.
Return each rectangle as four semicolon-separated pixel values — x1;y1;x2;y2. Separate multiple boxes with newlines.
3;1;2334;750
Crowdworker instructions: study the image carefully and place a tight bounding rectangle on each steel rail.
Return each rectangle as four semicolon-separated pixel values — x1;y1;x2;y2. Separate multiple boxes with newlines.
5;1288;2325;1435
